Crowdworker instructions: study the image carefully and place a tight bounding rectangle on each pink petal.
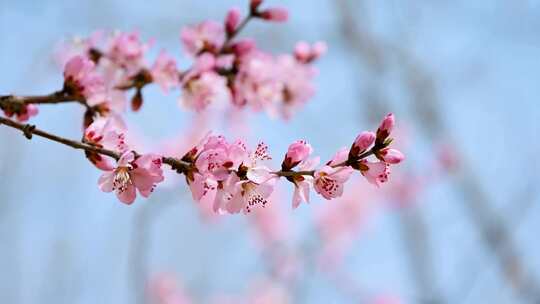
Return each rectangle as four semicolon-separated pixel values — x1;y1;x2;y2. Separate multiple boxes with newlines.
117;184;137;204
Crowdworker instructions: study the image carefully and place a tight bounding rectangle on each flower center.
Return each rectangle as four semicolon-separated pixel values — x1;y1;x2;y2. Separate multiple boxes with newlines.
113;167;132;192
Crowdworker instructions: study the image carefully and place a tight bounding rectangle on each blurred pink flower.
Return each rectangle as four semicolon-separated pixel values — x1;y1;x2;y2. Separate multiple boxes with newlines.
63;55;106;105
180;72;231;112
181;21;225;56
106;31;149;74
151;51;180;92
225;8;242;35
260;7;289;22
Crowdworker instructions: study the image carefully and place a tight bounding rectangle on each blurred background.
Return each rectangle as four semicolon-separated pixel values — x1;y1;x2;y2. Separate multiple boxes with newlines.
1;0;539;303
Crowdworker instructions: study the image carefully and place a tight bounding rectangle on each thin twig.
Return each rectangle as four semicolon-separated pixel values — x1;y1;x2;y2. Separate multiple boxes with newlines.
0;116;191;172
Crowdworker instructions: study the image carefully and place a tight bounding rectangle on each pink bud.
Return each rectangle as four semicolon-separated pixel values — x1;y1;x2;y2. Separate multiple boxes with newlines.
232;39;256;56
225;8;241;35
294;41;311;61
378;113;395;136
353;131;375;152
250;0;263;11
312;41;328;58
379;148;404;164
260;7;288;22
283;140;312;169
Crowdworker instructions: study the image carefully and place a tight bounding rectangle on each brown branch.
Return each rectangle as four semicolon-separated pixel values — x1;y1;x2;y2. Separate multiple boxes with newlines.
0;91;83;107
0;115;335;180
0;116;191;172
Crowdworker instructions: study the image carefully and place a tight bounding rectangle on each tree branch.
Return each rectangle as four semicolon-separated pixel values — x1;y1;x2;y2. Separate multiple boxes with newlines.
0;116;191;172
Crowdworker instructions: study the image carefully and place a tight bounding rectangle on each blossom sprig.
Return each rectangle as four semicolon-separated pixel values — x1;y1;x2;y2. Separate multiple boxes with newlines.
0;112;403;213
0;1;404;214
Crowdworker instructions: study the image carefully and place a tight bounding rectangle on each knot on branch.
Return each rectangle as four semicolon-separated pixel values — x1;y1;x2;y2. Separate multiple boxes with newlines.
22;124;35;139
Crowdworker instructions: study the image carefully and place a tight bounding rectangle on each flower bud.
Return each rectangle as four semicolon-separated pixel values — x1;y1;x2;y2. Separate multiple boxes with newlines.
259;8;288;22
232;39;256;56
353;131;375;153
312;41;328;58
250;0;263;12
225;8;241;35
282;140;312;169
376;113;395;141
131;89;143;112
378;148;404;164
294;41;311;62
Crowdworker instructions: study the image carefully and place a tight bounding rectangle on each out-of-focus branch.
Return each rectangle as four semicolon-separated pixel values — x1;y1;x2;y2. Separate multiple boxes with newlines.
398;205;446;304
334;0;540;302
454;174;540;303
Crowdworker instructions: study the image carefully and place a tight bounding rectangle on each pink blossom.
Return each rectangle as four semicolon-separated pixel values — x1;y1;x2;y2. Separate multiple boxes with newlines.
292;157;319;208
215;54;235;70
314;165;353;200
282;139;313;169
378;148;405;164
188;173;218;207
194;135;247;181
84;115;128;169
233;51;283;110
225;8;241;35
106;31;149;74
180;72;231;112
63;55;106;105
180;21;225;56
259;8;289;22
359;160;389;187
98;151;164;204
54;31;104;67
327;147;349;166
151;51;179;92
234;51;318;119
274;54;317;118
294;41;327;63
211;142;277;214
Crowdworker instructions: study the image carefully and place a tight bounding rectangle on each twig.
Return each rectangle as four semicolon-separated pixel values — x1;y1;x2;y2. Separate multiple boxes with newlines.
0;116;191;172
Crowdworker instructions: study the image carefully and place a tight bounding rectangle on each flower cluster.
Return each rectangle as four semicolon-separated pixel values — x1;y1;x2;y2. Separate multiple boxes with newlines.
39;0;325;126
0;0;404;215
76;110;404;211
167;113;402;214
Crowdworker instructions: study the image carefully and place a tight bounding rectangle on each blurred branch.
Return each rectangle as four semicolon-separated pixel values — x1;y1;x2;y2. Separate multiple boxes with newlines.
453;172;540;303
398;205;446;304
334;0;540;302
